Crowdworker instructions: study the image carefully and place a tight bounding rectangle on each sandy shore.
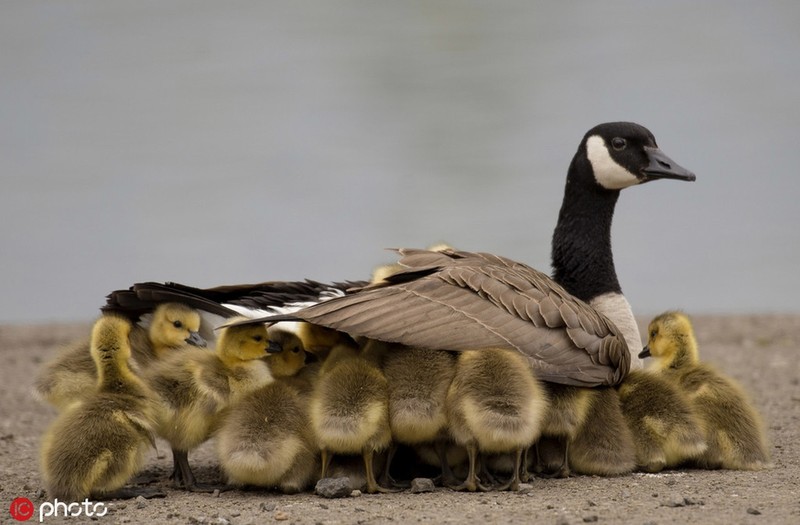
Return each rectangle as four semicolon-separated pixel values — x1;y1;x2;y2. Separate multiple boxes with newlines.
1;315;798;524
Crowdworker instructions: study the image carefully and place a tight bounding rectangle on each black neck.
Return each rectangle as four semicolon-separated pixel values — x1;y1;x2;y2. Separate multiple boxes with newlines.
551;155;622;301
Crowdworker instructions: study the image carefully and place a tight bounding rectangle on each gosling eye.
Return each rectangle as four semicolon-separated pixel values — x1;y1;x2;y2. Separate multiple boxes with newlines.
173;320;183;329
253;335;263;343
611;137;626;151
291;347;301;353
649;329;657;339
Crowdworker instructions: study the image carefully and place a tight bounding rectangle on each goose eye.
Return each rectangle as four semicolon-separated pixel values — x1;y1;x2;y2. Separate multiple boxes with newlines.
611;137;626;151
173;320;183;329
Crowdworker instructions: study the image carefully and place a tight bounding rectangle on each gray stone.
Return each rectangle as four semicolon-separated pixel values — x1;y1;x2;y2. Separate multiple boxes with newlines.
409;478;435;494
315;477;353;498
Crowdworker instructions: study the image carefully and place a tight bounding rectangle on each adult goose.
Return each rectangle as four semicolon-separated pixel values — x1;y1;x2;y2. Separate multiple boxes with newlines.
234;122;695;386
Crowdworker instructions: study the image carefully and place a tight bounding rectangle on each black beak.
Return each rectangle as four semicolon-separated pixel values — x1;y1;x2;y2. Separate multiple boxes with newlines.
267;340;283;354
638;346;651;359
185;331;207;348
641;146;696;182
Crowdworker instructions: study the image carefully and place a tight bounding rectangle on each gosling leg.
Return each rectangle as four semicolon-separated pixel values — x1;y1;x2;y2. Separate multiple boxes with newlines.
447;443;490;492
363;448;396;494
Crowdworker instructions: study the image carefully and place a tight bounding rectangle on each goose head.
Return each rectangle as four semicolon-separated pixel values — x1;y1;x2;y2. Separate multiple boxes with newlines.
149;302;206;349
639;310;700;370
578;122;695;191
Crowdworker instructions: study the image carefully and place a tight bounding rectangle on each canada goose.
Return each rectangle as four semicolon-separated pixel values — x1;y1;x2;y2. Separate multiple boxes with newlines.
381;345;458;486
232;123;694;387
617;370;707;472
216;331;314;493
40;315;158;501
144;319;276;490
308;339;392;494
35;303;206;411
641;311;770;470
446;348;548;491
567;387;636;476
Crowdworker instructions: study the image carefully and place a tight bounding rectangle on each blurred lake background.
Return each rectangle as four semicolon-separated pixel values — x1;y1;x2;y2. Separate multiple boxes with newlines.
2;1;798;323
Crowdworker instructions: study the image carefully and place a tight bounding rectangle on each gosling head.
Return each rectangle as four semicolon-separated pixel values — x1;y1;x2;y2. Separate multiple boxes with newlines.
639;311;700;370
578;122;696;191
215;320;275;363
149;303;206;350
90;314;133;366
266;327;307;378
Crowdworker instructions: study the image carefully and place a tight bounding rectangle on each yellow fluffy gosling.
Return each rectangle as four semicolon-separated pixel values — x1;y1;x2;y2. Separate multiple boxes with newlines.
446;348;548;491
216;333;315;493
144;319;275;490
35;303;205;410
641;311;770;470
617;369;707;472
308;338;392;494
40;315;158;501
382;345;458;487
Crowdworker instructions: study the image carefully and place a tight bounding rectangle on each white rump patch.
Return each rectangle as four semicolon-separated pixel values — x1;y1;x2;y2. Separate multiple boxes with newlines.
589;292;643;370
586;136;640;190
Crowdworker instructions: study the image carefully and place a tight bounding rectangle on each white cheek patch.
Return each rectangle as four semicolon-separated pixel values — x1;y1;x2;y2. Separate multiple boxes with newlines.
586;136;640;190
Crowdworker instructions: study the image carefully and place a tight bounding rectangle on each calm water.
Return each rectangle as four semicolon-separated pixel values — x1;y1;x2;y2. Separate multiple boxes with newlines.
1;1;799;323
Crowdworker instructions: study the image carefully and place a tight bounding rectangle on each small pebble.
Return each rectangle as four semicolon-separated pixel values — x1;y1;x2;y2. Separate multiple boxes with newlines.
663;497;685;508
409;478;435;494
318;504;329;510
516;483;534;494
212;489;220;498
583;516;598;523
259;502;277;512
315;477;353;499
683;497;703;506
35;488;46;499
274;511;289;521
350;490;362;497
747;508;762;515
135;495;147;509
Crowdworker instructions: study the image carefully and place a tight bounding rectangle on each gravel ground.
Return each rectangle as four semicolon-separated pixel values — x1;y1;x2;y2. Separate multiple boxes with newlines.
1;314;798;524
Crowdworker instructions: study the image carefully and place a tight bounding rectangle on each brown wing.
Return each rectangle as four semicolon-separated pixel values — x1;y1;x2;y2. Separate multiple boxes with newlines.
256;249;630;387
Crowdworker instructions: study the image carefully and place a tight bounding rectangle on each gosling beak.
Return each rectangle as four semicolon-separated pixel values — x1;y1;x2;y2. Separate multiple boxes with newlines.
267;340;283;354
185;331;207;348
641;146;696;183
638;346;651;359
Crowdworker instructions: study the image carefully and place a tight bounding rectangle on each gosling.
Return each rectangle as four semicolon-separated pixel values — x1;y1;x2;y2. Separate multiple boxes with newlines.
308;338;392;494
641;311;770;470
617;369;707;472
216;329;316;493
446;348;548;491
35;302;205;410
144;319;276;490
382;345;458;487
40;315;158;501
